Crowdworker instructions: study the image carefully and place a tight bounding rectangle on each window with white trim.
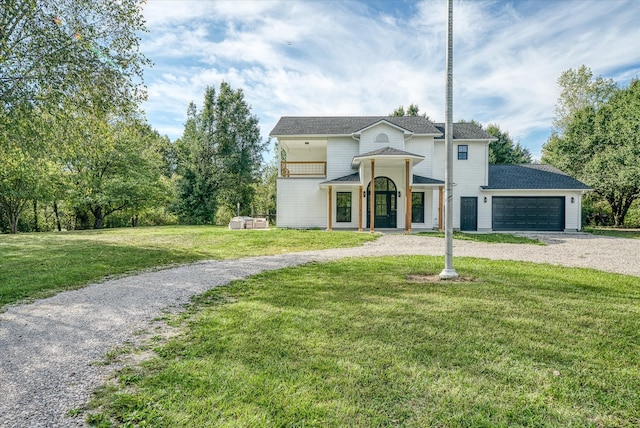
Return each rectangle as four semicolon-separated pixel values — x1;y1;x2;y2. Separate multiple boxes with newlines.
336;192;352;222
457;144;468;160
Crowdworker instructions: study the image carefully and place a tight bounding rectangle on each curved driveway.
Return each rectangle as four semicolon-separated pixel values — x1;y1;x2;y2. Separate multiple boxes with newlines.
1;233;639;426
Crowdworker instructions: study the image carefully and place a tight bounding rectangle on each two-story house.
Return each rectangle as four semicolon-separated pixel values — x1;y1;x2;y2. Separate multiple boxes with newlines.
270;116;590;232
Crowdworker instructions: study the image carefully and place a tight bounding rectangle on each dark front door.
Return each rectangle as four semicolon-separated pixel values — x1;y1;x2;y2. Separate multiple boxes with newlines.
460;197;478;231
367;177;397;228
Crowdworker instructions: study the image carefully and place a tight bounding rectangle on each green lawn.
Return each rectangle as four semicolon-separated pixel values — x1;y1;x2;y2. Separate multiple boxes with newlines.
417;231;545;245
585;227;640;239
0;226;376;309
88;256;640;427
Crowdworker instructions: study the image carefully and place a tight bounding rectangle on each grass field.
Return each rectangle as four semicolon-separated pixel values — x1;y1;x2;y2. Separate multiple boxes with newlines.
87;256;640;427
417;231;545;245
584;227;640;240
0;226;376;309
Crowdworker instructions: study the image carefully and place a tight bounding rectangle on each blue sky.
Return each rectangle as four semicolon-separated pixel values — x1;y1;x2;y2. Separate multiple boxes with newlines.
139;0;640;160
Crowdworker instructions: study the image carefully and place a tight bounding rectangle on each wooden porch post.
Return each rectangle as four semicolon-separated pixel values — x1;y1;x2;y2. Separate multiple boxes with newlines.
328;185;333;231
405;159;411;233
358;185;363;232
369;160;375;233
438;186;444;231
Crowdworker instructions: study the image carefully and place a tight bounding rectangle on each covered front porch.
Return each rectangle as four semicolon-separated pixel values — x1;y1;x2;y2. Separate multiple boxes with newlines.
320;147;444;233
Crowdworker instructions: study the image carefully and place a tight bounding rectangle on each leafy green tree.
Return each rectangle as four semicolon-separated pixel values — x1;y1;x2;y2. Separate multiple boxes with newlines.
253;153;277;222
552;65;617;133
63;109;170;229
485;124;532;164
0;101;57;233
213;82;265;221
1;0;149;232
543;79;640;226
1;0;148;109
173;94;219;224
390;104;429;119
173;83;265;224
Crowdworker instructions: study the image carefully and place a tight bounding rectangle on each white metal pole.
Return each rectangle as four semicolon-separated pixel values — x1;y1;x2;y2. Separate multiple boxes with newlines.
440;0;458;279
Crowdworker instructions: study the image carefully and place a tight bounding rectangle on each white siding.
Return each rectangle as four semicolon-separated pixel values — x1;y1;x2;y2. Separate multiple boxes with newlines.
359;123;405;154
276;178;327;228
431;140;489;228
406;136;434;178
432;141;445;180
326;138;358;179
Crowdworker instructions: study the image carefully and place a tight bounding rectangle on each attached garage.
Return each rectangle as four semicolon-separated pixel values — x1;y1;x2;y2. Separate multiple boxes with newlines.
492;197;565;231
480;165;591;232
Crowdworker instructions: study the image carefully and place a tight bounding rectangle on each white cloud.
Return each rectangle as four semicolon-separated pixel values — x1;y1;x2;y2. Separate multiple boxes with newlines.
139;0;640;161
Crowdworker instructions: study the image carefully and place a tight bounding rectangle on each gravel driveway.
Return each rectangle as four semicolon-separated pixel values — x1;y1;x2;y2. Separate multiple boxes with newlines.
1;233;639;427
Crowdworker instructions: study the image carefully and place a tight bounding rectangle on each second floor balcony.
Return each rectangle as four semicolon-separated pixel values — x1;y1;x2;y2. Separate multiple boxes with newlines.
280;161;327;177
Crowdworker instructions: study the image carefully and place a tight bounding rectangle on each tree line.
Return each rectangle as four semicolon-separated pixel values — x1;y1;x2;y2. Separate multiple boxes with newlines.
0;81;273;233
542;66;640;227
0;1;273;233
2;1;636;231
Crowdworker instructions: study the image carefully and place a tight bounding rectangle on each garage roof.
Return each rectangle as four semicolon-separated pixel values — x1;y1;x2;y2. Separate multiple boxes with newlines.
483;164;591;190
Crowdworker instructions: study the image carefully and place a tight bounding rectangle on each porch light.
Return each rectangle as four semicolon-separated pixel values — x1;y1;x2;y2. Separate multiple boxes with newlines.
363;191;366;198
571;197;575;203
398;191;401;198
484;196;487;203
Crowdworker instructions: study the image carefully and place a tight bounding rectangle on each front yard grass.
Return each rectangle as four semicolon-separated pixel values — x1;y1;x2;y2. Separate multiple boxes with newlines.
585;227;640;239
89;256;640;427
0;226;376;309
417;231;545;245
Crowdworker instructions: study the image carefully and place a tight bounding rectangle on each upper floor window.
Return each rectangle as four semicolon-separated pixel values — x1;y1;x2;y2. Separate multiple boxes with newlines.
375;133;389;143
457;145;468;160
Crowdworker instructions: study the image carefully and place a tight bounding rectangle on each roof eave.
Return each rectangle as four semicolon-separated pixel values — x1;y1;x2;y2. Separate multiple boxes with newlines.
435;138;497;142
351;154;424;168
270;133;350;138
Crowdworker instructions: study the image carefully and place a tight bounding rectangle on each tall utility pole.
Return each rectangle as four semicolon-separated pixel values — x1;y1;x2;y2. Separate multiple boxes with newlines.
440;0;459;279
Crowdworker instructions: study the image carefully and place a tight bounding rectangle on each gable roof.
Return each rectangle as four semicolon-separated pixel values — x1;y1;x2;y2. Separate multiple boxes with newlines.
319;172;444;186
354;147;423;158
433;122;495;140
270;116;495;140
483;164;591;190
352;146;424;168
270;116;441;136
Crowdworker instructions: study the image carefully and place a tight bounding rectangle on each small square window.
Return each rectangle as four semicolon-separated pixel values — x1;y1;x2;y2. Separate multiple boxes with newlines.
457;145;468;160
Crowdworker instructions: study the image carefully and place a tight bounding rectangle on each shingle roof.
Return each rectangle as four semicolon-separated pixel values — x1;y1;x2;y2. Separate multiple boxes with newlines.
354;147;423;158
433;122;495;140
270;116;495;140
320;172;361;185
320;172;444;185
483;164;591;190
270;116;441;136
413;175;444;185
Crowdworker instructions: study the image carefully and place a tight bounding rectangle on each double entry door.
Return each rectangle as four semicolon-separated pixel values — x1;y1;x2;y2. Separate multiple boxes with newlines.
366;177;397;228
